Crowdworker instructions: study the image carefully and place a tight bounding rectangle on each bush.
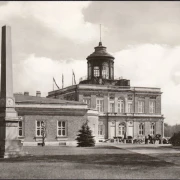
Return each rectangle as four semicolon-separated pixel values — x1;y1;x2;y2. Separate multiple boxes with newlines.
76;121;95;147
169;131;180;146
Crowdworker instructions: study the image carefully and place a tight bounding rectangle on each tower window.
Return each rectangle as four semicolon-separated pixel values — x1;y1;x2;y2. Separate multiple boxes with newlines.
94;66;100;77
102;63;109;79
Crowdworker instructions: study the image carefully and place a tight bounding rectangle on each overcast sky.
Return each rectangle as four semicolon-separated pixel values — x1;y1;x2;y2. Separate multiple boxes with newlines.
0;1;180;125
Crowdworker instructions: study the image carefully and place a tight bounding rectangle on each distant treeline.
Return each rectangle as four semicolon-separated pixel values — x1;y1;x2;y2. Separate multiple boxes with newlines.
164;123;180;137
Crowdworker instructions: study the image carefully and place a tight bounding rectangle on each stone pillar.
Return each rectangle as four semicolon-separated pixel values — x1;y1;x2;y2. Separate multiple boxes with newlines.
162;119;164;138
104;95;108;113
125;97;128;113
0;26;23;158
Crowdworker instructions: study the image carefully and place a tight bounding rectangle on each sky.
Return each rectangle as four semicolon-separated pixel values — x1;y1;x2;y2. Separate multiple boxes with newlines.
0;1;180;125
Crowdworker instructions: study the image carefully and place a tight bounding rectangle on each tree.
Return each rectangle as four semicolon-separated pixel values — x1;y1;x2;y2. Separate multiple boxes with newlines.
76;121;95;147
169;131;180;146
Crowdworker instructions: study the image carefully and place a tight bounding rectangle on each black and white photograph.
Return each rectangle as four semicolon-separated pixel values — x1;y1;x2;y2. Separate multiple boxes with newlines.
0;1;180;179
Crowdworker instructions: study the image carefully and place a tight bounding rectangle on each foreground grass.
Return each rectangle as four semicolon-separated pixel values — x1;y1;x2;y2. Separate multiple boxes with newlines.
0;145;179;179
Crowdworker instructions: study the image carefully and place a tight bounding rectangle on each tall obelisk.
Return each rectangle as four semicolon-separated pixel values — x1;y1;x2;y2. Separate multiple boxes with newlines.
0;25;23;158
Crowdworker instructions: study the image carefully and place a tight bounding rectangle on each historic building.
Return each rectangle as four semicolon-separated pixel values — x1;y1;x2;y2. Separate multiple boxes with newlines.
47;41;164;142
14;92;98;146
0;25;164;155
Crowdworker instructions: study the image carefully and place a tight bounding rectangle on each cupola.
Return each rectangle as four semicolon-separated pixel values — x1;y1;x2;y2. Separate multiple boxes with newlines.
86;41;115;81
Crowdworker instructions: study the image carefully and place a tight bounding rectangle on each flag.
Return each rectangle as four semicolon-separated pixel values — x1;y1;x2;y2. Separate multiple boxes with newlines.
53;77;60;90
72;70;76;85
62;74;64;89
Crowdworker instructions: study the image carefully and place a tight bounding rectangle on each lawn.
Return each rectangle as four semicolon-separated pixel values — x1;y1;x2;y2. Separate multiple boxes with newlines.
0;144;179;179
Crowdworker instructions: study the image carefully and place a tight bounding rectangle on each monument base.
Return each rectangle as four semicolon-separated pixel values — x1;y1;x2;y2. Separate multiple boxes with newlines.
0;139;28;158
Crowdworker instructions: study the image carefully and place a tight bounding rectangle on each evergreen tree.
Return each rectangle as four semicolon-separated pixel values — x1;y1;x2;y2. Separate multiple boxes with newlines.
76;121;95;147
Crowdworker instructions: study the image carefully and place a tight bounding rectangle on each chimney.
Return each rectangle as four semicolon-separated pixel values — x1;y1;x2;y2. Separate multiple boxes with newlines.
24;91;29;96
36;91;41;97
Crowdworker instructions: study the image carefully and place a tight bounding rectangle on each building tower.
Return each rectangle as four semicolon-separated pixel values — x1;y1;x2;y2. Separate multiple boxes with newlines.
80;41;130;86
87;41;114;82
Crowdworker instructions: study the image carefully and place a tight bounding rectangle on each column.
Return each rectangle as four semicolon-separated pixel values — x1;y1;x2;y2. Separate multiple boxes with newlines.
0;26;24;158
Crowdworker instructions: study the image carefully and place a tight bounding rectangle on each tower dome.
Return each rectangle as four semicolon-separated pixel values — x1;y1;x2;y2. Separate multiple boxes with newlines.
87;42;115;60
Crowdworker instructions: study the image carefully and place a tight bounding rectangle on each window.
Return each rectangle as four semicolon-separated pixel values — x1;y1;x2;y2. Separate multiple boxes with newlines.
139;123;144;135
94;66;100;77
96;99;104;112
57;121;66;137
149;101;155;113
98;124;105;135
18;121;23;137
36;121;44;137
138;101;144;113
128;102;133;113
119;124;125;136
150;123;155;135
102;63;109;79
83;98;91;108
118;98;124;113
109;102;115;113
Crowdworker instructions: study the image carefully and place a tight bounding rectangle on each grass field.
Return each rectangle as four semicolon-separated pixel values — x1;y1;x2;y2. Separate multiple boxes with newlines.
0;144;179;179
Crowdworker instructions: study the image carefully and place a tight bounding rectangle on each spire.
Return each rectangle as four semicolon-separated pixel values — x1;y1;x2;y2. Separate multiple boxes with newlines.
99;24;102;46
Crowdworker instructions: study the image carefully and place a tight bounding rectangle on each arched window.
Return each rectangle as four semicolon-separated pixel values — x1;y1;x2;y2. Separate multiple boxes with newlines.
118;98;124;113
94;66;100;77
150;123;155;135
139;123;144;135
102;62;109;79
119;123;125;136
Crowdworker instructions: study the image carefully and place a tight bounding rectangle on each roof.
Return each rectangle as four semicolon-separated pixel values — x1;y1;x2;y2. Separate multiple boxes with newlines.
87;42;114;60
14;94;85;105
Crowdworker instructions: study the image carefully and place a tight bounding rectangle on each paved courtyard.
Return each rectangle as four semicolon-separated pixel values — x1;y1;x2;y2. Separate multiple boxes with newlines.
0;144;179;179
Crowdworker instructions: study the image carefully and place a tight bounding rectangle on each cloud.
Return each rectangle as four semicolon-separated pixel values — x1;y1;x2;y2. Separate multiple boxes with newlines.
0;1;98;43
0;1;99;61
83;1;180;51
14;54;86;96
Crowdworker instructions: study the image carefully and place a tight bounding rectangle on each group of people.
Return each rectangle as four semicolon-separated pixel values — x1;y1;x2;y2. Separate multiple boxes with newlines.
145;134;162;144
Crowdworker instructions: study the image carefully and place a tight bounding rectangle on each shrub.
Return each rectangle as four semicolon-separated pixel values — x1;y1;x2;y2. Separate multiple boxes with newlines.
76;121;95;147
169;131;180;146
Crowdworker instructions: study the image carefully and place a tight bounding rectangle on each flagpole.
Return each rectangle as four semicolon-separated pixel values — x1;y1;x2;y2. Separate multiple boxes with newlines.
62;74;64;89
72;69;73;85
53;77;54;91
